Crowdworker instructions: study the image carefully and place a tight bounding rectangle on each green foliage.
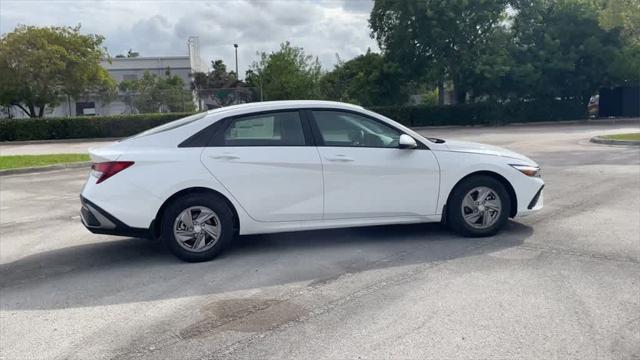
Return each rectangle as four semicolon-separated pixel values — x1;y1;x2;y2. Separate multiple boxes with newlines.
420;90;439;106
246;42;322;100
603;133;640;141
598;0;640;45
369;0;510;103
319;50;408;106
0;154;90;170
0;112;193;141
0;25;115;118
369;0;638;105
370;99;586;127
192;60;255;106
193;60;238;89
510;0;626;103
118;71;195;113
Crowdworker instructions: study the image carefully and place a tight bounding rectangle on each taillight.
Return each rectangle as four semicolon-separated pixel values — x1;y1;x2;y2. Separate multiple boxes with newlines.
91;161;134;184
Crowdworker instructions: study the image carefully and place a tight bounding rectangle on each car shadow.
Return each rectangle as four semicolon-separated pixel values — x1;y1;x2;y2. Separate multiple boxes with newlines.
0;221;532;310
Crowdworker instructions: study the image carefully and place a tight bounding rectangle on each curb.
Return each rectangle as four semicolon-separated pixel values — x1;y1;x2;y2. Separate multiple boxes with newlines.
0;161;91;177
589;136;640;146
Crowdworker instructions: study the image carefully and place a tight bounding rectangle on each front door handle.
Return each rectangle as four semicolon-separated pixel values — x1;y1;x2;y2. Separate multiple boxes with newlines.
210;154;240;160
326;155;354;162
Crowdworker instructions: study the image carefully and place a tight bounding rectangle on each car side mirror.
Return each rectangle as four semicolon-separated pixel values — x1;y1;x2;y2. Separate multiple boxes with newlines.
398;134;417;149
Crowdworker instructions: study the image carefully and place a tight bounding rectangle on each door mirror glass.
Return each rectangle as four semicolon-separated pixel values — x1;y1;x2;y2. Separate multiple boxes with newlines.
398;134;417;149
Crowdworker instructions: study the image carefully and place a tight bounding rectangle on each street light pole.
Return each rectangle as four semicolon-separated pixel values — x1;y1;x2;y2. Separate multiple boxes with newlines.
233;44;239;80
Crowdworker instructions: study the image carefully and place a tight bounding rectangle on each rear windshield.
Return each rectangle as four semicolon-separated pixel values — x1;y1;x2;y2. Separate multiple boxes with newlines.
130;112;208;139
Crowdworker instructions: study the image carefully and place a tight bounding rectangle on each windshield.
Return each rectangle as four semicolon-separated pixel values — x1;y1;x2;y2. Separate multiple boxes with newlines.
129;112;208;139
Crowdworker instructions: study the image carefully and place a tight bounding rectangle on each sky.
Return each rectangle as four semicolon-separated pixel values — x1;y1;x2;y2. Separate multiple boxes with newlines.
0;0;379;75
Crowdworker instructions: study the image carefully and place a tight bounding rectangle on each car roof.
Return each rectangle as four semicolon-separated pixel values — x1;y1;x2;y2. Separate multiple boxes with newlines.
204;100;365;118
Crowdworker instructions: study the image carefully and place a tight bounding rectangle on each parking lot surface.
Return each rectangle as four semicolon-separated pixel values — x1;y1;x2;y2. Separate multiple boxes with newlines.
1;121;639;359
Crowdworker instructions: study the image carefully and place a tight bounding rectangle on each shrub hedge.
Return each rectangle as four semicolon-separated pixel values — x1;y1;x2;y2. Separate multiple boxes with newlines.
369;99;586;127
0;112;193;141
0;99;586;141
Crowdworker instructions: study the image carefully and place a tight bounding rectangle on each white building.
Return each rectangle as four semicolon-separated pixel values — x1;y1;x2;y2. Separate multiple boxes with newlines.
93;55;202;116
4;38;206;118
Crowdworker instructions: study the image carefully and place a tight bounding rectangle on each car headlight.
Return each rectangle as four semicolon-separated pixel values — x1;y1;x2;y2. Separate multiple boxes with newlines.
510;164;541;177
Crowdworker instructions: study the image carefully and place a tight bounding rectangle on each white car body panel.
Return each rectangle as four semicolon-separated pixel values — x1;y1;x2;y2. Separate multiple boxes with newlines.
80;100;544;237
317;146;440;219
201;146;324;222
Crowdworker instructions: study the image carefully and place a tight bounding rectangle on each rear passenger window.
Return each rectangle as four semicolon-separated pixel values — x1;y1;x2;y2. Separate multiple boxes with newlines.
222;111;306;146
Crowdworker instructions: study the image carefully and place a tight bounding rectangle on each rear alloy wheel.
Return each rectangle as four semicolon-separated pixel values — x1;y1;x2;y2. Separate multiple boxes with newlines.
447;176;511;237
173;206;221;253
162;193;235;262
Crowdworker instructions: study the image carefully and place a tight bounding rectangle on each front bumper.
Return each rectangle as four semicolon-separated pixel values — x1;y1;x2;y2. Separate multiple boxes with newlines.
80;196;151;238
515;184;544;217
528;185;544;209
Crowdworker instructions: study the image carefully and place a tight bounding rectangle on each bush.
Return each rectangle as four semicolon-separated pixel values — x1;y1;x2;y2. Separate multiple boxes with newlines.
0;112;194;141
369;99;586;127
0;99;587;142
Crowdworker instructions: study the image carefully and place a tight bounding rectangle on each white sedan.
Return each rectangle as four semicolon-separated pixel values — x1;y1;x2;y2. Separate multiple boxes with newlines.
80;101;544;262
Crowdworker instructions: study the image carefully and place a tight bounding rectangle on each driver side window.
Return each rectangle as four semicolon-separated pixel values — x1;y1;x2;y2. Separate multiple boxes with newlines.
312;111;401;148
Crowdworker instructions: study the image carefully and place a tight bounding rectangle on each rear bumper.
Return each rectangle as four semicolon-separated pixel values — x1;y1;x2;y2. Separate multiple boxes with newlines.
80;196;151;238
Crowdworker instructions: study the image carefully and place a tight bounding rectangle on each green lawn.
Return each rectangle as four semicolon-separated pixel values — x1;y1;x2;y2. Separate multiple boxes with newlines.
603;133;640;141
0;154;90;170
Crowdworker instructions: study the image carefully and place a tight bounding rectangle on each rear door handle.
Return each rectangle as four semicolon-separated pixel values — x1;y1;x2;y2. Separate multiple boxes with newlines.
326;155;354;162
210;154;240;160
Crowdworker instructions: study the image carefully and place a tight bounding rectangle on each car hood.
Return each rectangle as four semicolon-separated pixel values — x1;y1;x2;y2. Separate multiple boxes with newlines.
438;139;537;165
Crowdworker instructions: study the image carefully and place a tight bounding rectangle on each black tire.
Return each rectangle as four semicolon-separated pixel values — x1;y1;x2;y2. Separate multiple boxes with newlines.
447;175;511;237
161;192;236;262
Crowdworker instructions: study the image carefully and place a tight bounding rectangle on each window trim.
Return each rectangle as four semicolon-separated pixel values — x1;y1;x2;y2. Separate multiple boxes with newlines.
209;109;312;147
306;108;429;150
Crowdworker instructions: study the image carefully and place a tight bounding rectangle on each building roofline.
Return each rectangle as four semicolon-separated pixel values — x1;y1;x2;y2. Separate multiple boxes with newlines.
104;56;190;61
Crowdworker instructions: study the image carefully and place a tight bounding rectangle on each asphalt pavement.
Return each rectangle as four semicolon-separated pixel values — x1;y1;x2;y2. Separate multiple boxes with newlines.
1;121;639;359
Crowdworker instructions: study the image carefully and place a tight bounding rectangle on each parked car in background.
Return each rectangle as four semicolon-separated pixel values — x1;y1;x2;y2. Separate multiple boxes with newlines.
588;94;599;118
80;101;544;262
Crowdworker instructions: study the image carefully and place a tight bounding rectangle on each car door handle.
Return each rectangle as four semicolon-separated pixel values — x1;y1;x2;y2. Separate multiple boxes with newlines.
326;155;354;162
210;154;240;160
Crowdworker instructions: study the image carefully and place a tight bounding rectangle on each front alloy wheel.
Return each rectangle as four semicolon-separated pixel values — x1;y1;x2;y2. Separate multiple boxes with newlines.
447;175;511;237
461;186;502;229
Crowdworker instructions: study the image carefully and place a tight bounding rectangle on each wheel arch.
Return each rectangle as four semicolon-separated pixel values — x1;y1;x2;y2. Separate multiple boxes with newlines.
445;171;518;218
151;187;240;239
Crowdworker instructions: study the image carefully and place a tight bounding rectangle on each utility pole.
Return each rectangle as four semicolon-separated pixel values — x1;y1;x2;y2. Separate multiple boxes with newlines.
233;44;239;80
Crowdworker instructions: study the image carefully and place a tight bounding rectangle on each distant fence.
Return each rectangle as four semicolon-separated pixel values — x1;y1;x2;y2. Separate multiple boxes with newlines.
195;87;262;110
115;87;261;114
0;87;262;119
599;86;640;118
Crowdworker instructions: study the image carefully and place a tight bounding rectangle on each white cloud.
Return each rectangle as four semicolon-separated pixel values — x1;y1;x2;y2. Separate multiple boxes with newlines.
0;0;379;74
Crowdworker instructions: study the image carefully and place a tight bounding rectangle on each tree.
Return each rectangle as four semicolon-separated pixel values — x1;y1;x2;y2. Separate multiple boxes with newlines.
245;42;322;100
192;60;240;92
598;0;640;45
119;70;194;113
369;0;510;104
463;27;517;101
0;25;115;117
597;0;640;84
192;60;254;107
510;0;626;103
320;50;408;106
